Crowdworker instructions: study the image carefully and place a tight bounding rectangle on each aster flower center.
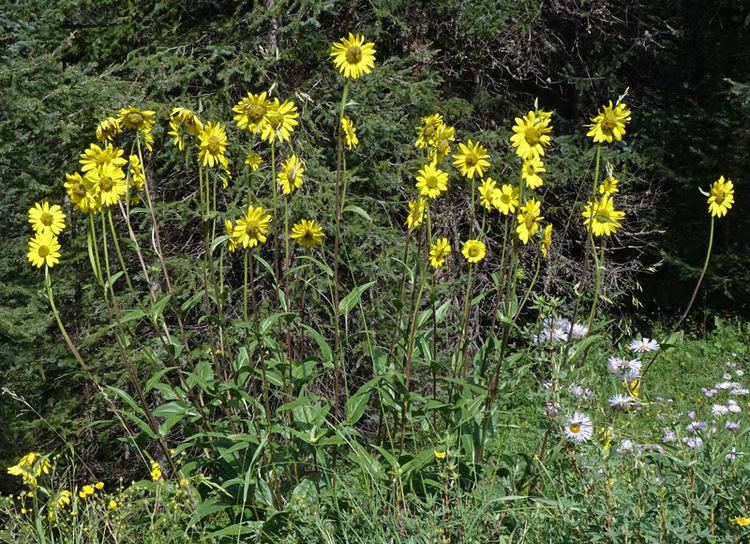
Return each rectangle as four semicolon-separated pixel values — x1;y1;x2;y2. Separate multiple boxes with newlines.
714;189;725;203
602;112;618;131
468;246;480;257
127;112;143;126
41;212;54;226
464;153;478;167
207;135;221;154
100;175;114;192
425;175;438;188
248;105;266;122
570;423;581;434
38;245;50;258
245;219;259;236
346;46;363;64
267;112;283;129
524;126;540;145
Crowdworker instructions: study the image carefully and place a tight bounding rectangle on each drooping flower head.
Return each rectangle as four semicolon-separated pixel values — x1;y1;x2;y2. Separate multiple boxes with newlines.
461;239;486;263
707;176;734;218
341;117;359;150
510;110;553;160
415;162;449;199
197;122;228;169
233;92;273;133
6;452;52;488
28;201;66;235
541;224;553;256
431;123;456;164
95;117;122;143
330;33;376;79
453;140;490;180
168;107;203;150
415;114;444;149
128;154;146;193
599;176;619;195
27;231;61;269
582;195;624;237
429;238;451;269
587;100;631;144
277;154;304;195
64;172;100;214
516;198;544;244
564;412;593;444
405;199;425;230
492;184;519;215
232;205;271;249
260;99;299;144
521;156;546;190
291;219;325;248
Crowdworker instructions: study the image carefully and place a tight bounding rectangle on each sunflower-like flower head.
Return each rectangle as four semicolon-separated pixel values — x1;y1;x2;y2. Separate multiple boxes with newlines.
233;92;273;133
492;183;520;216
431;123;456;164
232;205;271;249
461;239;486;263
95;116;122;143
224;220;238;252
85;162;127;207
415;161;449;199
330;33;376;80
587;100;631;144
64;172;100;214
6;452;52;488
415;114;444;149
599;176;619;196
521;156;546;190
260;98;299;144
452;139;490;180
707;176;734;218
510;110;553;161
429;237;451;269
291;219;325;248
245;153;263;171
128;154;146;193
27;231;61;269
341;117;359;150
28;201;66;235
197;122;229;169
80;143;128;173
582;194;625;237
541;224;553;257
477;178;498;211
405;199;425;230
117;107;157;150
516;198;544;244
168;107;204;150
277;154;305;195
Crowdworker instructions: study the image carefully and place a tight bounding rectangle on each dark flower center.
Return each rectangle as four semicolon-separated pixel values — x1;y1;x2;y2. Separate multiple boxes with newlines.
207;135;221;154
38;245;50;258
602;112;618;131
524;126;540;145
346;46;363;64
41;212;54;226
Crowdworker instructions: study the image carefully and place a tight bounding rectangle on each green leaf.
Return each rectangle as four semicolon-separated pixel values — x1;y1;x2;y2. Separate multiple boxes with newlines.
339;281;376;314
343;203;372;222
211;234;230;254
103;271;124;290
301;325;333;363
345;388;371;424
120;309;147;324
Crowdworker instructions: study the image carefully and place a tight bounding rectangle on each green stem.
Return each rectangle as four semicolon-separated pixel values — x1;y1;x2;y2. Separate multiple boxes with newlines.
585;145;603;331
458;263;475;379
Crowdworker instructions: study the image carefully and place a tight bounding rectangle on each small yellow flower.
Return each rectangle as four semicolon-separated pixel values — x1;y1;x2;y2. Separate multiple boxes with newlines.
707;176;734;218
277;154;304;195
232;205;272;249
244;153;263;171
95;481;104;490
169;107;203;150
731;517;750;527
405;199;425;230
431;123;455;164
95;117;122;143
521;156;546;190
415;114;444;149
477;178;497;210
233;92;273;133
150;461;162;482
78;484;95;499
28;202;66;235
582;195;625;237
461;239;486;263
108;499;118;510
330;33;376;79
197;122;229;169
429;238;451;269
516;199;544;244
27;232;61;269
415;162;449;199
434;449;447;460
452;140;490;180
290;219;325;248
541;224;553;257
52;490;72;510
260;98;299;144
510;110;553;160
599;176;619;195
117;107;156;133
587;101;631;144
492;184;519;216
341;117;359;150
128;154;146;192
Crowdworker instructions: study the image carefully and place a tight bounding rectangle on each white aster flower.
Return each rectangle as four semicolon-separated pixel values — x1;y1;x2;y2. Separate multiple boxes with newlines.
617;439;635;455
629;337;660;354
683;436;703;449
609;394;634;410
727;400;742;413
564;412;593;444
724;421;740;432
569;322;589;340
662;428;677;443
711;404;729;418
